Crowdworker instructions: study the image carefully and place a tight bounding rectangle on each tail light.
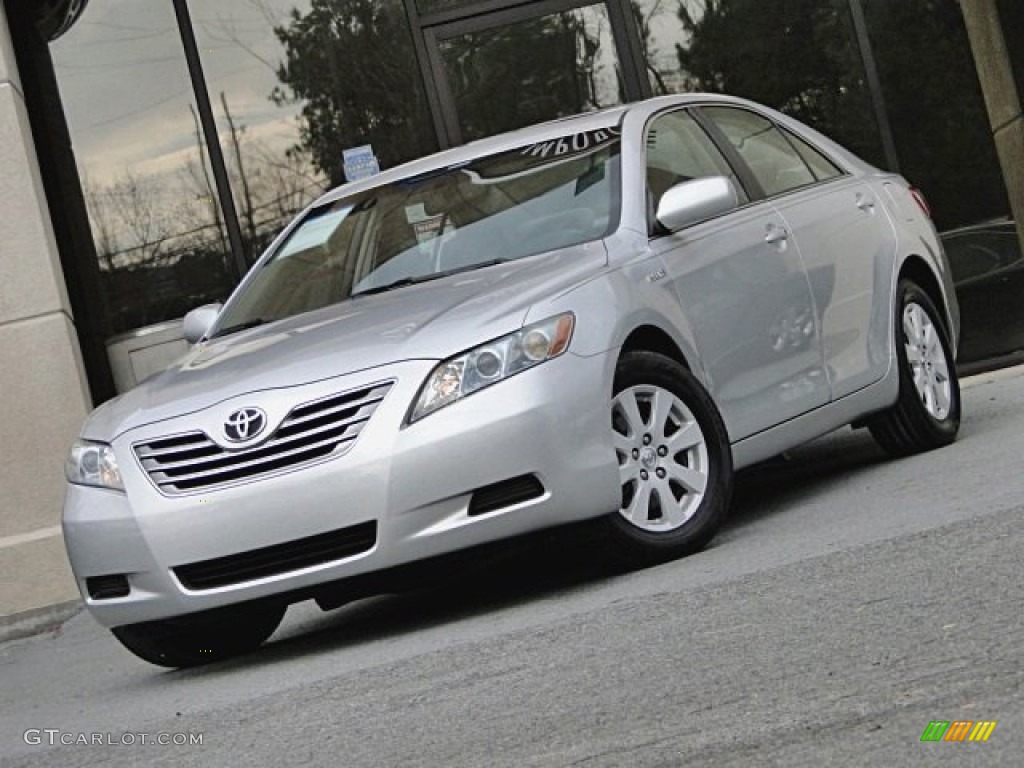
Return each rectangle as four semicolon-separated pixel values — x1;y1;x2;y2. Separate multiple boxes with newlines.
909;187;932;219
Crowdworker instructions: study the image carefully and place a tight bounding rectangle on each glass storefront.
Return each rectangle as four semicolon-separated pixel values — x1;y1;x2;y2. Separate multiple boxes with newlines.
51;0;237;337
436;3;625;141
269;0;439;183
860;0;1009;231
51;0;439;340
187;0;324;266
633;0;887;172
46;0;1016;398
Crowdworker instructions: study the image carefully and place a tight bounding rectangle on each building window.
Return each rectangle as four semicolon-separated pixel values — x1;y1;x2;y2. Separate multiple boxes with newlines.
435;3;625;142
51;0;240;336
860;0;1009;230
50;0;440;344
631;0;887;171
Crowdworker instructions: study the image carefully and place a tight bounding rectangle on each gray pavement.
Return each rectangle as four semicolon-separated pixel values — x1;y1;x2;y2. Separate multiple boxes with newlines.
1;367;1022;767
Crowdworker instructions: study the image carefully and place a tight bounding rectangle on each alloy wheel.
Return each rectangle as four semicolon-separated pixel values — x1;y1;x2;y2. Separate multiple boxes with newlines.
902;302;952;421
611;384;709;532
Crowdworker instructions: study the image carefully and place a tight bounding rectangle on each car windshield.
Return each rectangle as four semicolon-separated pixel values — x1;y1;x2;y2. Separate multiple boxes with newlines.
212;129;621;336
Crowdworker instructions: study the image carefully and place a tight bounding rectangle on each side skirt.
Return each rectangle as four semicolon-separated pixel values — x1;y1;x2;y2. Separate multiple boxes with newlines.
730;367;898;471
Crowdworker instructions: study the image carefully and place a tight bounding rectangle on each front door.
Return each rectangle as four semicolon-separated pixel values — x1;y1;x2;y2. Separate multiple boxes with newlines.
424;0;644;145
644;108;830;441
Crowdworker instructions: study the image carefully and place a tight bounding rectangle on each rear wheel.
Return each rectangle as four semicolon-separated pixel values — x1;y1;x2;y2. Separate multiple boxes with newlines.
599;351;732;565
112;602;286;668
868;279;960;456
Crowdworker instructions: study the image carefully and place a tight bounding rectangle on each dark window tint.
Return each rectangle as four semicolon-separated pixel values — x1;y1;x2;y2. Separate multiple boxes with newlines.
703;107;815;196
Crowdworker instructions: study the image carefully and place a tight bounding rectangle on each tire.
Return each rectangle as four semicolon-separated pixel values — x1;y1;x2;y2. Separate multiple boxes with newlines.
111;601;286;668
868;278;960;457
598;350;733;565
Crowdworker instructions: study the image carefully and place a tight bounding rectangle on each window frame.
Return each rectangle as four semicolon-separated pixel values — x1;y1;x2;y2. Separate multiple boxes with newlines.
780;127;846;183
642;106;758;238
692;105;851;203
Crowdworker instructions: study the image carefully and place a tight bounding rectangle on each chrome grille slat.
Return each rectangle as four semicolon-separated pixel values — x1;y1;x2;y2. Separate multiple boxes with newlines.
279;388;389;430
135;434;213;459
150;429;358;485
273;403;378;441
133;381;392;495
140;412;371;474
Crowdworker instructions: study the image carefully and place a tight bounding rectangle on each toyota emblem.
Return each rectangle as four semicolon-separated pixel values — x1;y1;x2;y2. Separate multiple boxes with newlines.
223;407;267;442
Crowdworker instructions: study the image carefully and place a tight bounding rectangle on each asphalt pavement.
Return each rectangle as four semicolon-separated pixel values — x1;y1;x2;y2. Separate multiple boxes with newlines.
1;367;1022;767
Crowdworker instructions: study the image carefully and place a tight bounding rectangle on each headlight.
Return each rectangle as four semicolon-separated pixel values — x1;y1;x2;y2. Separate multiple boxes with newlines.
409;312;575;423
65;440;124;491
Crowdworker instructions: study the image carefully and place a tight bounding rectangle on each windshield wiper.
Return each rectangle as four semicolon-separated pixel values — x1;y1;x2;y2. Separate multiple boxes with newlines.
351;259;509;298
210;318;267;339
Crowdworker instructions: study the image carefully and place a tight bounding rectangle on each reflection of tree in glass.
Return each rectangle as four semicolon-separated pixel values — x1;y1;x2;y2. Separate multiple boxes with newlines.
83;118;326;334
671;0;881;165
856;0;1008;230
273;0;438;186
441;10;616;142
630;0;690;95
670;0;1007;229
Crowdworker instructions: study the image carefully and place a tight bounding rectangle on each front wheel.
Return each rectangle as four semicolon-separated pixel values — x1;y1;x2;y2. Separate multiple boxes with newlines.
598;350;733;565
868;279;960;456
111;601;286;668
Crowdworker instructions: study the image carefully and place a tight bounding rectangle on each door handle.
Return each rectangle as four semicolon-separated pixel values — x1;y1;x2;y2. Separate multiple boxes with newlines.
764;226;789;245
856;193;876;212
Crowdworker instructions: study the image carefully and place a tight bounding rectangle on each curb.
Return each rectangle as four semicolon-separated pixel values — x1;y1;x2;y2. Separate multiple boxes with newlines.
0;600;82;644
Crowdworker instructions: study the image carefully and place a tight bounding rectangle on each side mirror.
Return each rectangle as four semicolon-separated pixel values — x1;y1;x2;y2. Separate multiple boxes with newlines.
655;176;739;233
182;303;222;343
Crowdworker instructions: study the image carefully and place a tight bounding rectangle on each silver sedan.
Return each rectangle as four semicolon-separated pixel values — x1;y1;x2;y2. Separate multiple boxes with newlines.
63;94;961;667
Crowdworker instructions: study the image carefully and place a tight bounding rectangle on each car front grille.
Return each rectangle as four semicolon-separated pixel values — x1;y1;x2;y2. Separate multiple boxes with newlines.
134;381;392;495
173;521;377;590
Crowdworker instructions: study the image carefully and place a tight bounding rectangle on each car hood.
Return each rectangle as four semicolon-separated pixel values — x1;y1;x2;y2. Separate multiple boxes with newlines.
83;243;607;440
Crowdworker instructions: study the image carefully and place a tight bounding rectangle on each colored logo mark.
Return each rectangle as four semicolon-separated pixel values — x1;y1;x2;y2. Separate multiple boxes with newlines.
920;720;996;742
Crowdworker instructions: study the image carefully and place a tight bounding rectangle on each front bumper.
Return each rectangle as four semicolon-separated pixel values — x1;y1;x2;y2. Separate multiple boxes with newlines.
63;353;619;627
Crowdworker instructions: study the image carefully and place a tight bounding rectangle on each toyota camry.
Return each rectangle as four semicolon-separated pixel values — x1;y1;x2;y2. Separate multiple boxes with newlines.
63;94;961;667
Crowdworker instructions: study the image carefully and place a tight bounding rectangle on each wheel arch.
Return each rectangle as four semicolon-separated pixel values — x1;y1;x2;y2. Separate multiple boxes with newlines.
898;256;945;326
896;253;959;354
620;324;692;370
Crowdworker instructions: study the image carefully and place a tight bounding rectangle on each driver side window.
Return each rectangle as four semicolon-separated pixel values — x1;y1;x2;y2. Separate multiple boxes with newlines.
645;110;745;232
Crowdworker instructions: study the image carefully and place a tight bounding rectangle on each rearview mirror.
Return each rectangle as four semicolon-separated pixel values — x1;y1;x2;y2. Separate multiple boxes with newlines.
182;303;222;344
656;176;739;233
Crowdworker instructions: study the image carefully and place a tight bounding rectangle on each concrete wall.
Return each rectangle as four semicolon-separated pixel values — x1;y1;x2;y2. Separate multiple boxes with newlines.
0;5;88;621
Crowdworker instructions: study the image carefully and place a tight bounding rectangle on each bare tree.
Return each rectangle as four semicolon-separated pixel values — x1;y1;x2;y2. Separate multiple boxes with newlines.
220;92;258;258
250;144;327;226
82;174;119;271
106;170;171;268
187;104;231;269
